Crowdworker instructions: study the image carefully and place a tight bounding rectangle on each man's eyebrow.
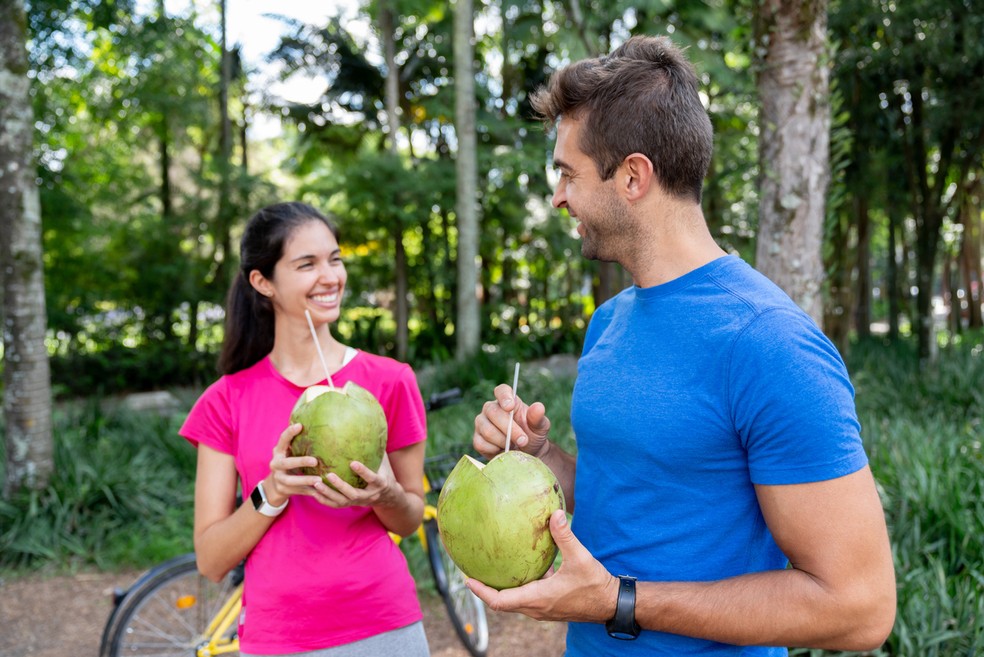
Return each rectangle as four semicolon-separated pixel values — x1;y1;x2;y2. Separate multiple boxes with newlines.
553;158;573;172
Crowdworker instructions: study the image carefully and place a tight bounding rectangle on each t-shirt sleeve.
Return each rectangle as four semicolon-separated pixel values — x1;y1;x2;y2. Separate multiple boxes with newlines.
729;308;868;485
381;363;427;452
179;377;236;456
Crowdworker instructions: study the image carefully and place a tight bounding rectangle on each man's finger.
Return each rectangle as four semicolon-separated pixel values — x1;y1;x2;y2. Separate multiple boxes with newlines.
549;509;578;555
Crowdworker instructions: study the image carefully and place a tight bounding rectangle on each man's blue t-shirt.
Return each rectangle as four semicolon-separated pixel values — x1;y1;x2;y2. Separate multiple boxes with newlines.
566;255;867;656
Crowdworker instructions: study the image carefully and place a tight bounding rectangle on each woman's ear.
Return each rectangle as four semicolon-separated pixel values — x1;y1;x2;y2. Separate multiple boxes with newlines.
248;270;274;298
620;153;655;201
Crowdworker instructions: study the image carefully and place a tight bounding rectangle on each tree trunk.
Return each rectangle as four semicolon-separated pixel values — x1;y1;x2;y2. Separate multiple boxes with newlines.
379;2;409;361
0;0;54;496
823;212;853;353
214;0;234;293
454;0;480;361
886;207;900;341
959;178;982;329
754;0;830;327
854;193;871;339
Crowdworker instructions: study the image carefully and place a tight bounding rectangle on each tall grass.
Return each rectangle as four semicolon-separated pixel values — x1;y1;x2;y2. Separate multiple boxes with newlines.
0;400;196;571
793;332;984;656
1;334;982;655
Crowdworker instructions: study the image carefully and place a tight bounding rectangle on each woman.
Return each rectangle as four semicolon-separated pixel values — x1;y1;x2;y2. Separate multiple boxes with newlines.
180;202;430;656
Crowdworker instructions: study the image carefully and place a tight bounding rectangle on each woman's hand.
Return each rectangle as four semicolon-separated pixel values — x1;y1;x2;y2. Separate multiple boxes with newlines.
312;454;407;509
264;423;326;506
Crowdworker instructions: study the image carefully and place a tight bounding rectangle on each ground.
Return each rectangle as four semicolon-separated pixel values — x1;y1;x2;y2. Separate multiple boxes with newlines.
0;569;566;657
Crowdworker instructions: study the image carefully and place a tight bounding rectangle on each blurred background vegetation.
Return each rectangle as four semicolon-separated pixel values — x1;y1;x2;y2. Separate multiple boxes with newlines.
1;0;982;654
6;0;981;396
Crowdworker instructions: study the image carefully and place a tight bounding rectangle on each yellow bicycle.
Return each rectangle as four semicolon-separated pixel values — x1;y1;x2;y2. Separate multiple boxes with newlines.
98;390;488;657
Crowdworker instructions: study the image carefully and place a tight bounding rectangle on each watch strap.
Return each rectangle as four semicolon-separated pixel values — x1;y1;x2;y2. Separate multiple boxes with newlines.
606;575;641;640
251;480;288;517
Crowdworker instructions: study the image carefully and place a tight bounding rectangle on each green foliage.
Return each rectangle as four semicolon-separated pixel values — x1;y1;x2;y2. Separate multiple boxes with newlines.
0;402;195;571
49;341;217;397
849;333;984;420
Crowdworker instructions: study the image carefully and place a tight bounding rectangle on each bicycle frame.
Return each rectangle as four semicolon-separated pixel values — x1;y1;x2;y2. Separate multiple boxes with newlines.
196;584;242;656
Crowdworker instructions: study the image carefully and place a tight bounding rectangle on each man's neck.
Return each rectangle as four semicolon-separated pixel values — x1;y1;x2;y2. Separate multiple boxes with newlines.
624;201;726;288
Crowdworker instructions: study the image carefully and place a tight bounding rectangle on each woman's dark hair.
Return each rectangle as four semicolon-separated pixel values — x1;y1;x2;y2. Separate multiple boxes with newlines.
218;202;340;375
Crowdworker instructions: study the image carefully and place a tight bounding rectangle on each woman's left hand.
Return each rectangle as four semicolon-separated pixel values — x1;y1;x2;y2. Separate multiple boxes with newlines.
312;454;405;508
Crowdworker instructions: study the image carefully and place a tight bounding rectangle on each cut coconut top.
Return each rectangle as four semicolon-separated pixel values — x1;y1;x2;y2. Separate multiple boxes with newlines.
298;381;359;405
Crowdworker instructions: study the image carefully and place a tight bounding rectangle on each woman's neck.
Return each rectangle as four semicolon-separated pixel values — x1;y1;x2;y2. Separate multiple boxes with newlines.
269;318;348;387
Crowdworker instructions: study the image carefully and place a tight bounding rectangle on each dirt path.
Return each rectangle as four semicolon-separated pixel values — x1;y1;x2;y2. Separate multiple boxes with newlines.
0;569;565;657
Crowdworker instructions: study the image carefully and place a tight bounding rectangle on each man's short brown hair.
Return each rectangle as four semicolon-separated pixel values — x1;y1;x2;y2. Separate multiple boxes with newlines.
530;35;713;204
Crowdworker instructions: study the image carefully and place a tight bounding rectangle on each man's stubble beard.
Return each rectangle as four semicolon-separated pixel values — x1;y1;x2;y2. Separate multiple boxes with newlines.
578;190;630;265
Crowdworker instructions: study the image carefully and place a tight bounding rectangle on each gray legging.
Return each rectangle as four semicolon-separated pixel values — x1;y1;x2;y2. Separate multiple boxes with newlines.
240;621;429;657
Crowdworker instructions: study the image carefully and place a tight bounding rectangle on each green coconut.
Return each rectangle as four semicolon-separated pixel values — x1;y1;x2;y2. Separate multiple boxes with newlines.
287;381;387;490
436;450;566;590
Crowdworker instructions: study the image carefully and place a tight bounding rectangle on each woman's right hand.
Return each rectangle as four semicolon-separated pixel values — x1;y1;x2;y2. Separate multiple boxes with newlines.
473;383;551;460
265;423;324;505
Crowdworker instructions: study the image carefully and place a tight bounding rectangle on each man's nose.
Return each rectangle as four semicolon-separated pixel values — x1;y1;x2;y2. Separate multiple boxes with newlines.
551;183;567;209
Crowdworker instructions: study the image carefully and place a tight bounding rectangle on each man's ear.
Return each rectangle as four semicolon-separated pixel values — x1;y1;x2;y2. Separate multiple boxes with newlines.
619;153;655;201
248;269;274;298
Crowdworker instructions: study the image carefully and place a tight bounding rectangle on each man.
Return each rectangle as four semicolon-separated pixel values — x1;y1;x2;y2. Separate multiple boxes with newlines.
470;35;896;656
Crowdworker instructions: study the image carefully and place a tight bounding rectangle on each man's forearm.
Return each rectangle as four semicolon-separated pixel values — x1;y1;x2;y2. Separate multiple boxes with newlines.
634;568;895;651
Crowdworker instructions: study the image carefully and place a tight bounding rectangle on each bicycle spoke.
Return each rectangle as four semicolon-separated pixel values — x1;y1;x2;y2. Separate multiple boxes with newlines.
108;556;240;657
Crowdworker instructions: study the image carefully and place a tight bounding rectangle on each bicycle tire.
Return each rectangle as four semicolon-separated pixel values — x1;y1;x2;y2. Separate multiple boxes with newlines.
424;518;489;657
102;552;241;657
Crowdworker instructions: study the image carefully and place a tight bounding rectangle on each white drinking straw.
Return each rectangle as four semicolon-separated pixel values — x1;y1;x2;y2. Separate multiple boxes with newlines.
305;309;335;388
504;362;521;452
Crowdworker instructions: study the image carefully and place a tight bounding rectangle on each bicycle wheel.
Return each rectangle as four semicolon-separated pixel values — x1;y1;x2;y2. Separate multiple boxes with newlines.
425;518;489;657
103;553;241;657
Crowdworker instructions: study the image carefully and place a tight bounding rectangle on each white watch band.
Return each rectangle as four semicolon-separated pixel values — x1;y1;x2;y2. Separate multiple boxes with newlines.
252;480;288;517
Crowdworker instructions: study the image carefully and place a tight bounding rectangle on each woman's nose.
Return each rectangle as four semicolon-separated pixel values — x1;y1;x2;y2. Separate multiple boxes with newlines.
318;263;340;282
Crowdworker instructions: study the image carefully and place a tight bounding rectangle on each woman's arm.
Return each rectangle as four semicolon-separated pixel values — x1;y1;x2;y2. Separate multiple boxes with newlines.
372;441;426;537
192;445;269;582
194;423;323;582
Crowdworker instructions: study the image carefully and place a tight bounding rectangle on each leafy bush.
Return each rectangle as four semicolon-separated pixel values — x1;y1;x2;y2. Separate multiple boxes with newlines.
0;401;196;570
49;342;218;399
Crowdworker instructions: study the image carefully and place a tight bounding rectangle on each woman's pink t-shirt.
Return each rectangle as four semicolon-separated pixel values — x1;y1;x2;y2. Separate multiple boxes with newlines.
179;351;427;654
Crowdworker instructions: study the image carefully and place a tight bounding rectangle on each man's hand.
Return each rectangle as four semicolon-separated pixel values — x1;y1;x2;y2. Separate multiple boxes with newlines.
473;383;552;459
465;509;619;624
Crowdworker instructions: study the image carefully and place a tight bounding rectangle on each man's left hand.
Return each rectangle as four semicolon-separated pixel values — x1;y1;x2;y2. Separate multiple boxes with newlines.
465;509;619;623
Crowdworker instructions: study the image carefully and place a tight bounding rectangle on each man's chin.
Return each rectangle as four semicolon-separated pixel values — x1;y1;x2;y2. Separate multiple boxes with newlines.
580;242;615;263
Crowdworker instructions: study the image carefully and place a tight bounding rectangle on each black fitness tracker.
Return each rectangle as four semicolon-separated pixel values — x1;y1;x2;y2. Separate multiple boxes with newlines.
250;480;288;517
606;575;641;640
